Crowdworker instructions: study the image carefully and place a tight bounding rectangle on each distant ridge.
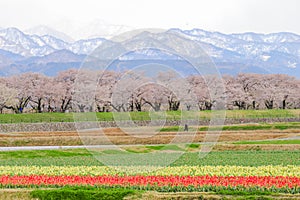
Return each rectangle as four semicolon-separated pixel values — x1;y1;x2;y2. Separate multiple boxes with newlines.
0;27;298;77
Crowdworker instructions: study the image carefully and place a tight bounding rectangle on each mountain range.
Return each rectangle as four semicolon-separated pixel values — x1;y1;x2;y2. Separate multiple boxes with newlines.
0;27;299;77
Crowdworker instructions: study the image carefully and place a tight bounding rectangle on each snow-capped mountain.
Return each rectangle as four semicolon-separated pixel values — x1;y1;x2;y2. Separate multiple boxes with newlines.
25;25;74;43
0;27;107;57
232;32;300;43
171;28;300;58
169;28;300;75
48;19;134;40
0;27;54;57
68;38;106;55
40;35;69;50
0;27;299;77
71;19;133;39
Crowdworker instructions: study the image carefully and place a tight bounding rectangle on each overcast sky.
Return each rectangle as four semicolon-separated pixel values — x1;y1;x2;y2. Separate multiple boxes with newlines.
0;0;299;34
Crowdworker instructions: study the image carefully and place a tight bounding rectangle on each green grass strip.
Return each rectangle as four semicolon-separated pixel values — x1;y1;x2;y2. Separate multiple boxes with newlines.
234;140;300;145
30;186;136;200
0;109;299;124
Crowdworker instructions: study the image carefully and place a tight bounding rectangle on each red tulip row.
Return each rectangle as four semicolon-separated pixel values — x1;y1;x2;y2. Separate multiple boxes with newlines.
0;175;299;189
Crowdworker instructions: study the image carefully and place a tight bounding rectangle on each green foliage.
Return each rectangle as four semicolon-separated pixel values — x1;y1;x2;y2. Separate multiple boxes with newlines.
222;125;272;131
274;124;300;130
0;149;299;167
0;109;299;124
159;122;300;132
145;145;183;151
234;140;300;145
0;149;91;160
159;126;180;132
215;189;272;196
186;143;200;148
0;155;102;166
124;148;152;153
149;185;299;194
171;150;300;166
23;185;300;200
0;113;75;123
199;125;272;131
30;187;136;200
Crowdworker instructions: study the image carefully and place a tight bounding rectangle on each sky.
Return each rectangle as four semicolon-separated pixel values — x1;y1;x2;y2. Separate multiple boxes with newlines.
0;0;299;36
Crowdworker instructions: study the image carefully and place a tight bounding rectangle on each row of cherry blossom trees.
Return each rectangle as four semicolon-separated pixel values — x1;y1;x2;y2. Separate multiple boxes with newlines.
0;69;299;113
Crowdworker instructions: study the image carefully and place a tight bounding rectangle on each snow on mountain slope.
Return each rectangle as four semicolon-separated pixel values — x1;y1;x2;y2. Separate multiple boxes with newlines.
232;32;300;43
49;19;134;40
25;25;74;43
172;28;300;59
40;35;68;50
68;38;106;55
0;27;105;56
0;27;55;56
0;27;299;77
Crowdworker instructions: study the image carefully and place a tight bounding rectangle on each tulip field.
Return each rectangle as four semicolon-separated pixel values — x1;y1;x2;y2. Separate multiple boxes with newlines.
0;125;299;199
1;174;300;193
0;165;300;192
0;149;299;199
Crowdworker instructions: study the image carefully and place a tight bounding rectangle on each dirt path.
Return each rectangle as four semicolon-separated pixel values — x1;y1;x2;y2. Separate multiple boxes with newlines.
0;127;298;151
0;128;298;148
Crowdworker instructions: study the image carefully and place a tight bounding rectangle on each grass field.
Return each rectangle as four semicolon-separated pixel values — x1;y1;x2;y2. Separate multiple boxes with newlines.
0;149;299;166
234;139;300;145
0;109;299;123
160;122;300;132
2;188;299;200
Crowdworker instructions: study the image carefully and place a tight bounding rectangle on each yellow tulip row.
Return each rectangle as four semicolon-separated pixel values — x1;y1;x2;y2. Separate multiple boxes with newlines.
0;165;299;177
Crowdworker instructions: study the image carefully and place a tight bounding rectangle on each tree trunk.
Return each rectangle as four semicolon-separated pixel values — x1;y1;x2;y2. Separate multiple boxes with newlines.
135;102;142;112
252;101;256;109
233;101;245;110
169;100;180;111
153;103;161;111
77;104;85;112
111;104;122;112
186;105;191;111
205;101;213;110
60;98;72;112
265;100;273;109
36;98;42;113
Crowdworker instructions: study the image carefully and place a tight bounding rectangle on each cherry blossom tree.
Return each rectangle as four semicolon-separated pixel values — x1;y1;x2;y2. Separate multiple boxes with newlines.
0;69;299;113
257;74;296;109
157;71;181;111
187;75;224;110
0;78;17;113
54;69;78;112
27;73;51;113
72;70;99;112
110;71;148;112
141;83;167;111
5;73;33;113
95;71;121;112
